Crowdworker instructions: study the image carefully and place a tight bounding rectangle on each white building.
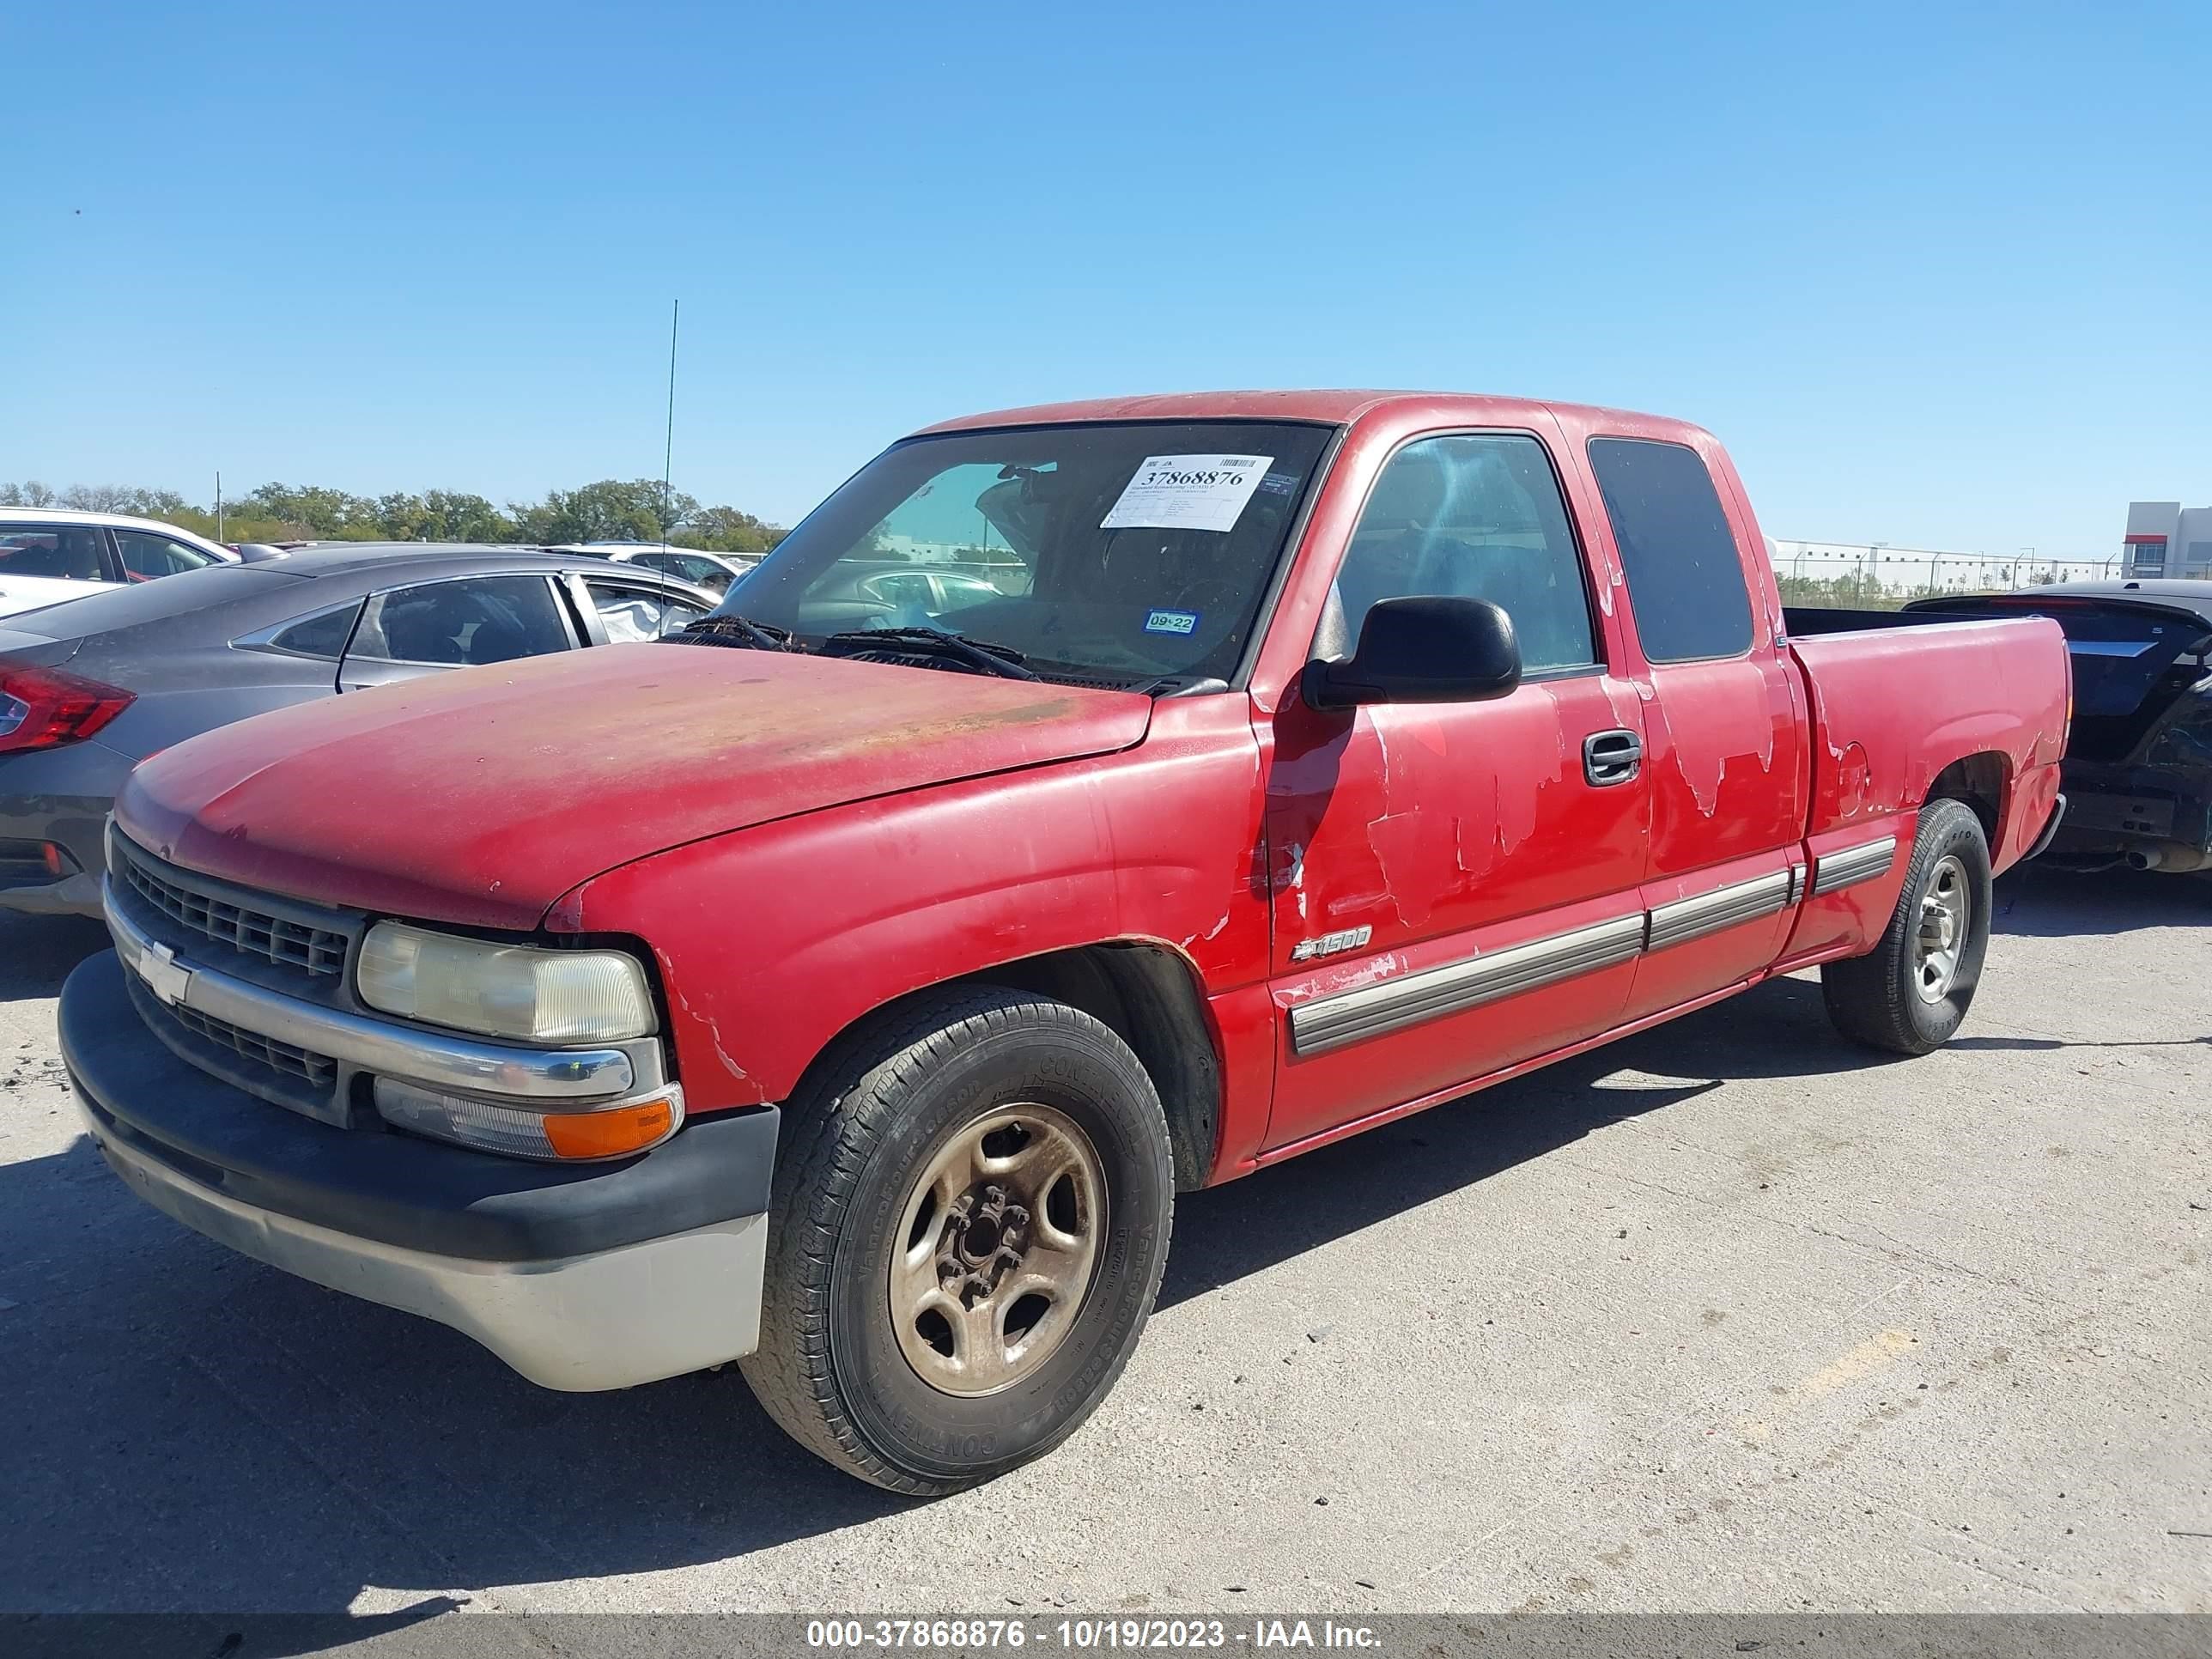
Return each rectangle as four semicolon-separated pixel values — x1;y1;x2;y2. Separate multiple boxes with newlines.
2122;502;2212;580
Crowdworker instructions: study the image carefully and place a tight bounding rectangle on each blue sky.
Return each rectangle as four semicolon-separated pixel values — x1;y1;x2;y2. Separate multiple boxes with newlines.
5;1;2207;556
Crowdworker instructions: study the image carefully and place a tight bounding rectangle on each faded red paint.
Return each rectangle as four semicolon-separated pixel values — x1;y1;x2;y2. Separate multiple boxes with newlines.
116;647;1151;928
114;392;2069;1185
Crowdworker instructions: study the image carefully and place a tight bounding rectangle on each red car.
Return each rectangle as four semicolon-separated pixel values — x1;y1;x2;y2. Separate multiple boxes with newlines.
61;392;2070;1492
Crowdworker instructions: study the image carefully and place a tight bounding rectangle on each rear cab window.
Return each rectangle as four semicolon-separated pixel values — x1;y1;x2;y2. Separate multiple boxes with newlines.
1585;438;1754;663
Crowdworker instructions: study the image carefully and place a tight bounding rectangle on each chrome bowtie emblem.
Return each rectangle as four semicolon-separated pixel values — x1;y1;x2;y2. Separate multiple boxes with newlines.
139;940;193;1006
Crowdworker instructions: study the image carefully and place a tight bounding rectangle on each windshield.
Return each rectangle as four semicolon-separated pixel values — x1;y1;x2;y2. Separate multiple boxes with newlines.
713;421;1334;685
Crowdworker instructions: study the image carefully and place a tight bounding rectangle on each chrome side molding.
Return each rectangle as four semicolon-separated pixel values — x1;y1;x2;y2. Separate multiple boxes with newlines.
1291;831;1903;1057
1646;869;1793;953
1289;913;1645;1057
1811;836;1899;896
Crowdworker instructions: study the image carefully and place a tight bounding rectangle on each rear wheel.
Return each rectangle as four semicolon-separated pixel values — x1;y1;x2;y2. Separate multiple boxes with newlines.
1821;798;1992;1055
739;988;1174;1494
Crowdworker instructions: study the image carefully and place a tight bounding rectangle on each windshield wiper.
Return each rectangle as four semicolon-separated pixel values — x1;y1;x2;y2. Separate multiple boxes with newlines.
819;627;1040;681
668;614;794;651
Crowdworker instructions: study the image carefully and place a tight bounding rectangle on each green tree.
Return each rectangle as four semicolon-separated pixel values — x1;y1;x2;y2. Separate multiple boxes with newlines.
685;504;786;553
509;478;700;545
372;490;514;543
240;483;383;539
4;475;783;554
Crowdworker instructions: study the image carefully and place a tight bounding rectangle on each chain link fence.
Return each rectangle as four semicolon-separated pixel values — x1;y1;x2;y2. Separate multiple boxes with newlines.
1769;541;2126;610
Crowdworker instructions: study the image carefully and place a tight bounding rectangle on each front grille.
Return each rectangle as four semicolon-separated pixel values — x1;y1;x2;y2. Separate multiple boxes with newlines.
161;1000;339;1092
118;845;348;979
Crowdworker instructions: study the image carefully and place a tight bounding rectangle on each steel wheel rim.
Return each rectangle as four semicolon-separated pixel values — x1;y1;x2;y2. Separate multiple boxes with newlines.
1914;853;1971;1002
888;1103;1106;1398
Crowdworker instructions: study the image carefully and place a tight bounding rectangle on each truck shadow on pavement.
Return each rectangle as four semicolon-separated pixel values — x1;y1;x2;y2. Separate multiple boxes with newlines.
1159;975;1886;1310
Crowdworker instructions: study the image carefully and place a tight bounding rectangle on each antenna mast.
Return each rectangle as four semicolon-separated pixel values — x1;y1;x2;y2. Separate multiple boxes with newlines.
661;299;679;550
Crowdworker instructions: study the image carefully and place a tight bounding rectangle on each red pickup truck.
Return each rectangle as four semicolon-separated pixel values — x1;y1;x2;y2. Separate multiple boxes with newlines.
61;392;2069;1494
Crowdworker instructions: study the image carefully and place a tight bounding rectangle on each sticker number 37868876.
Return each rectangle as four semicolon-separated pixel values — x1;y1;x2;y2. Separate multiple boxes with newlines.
1100;454;1276;535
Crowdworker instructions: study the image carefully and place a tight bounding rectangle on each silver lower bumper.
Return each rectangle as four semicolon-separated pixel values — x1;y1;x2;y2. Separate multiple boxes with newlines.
81;1095;767;1391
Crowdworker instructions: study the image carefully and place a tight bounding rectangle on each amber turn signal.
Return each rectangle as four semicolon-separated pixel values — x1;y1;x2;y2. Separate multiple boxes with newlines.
544;1095;678;1160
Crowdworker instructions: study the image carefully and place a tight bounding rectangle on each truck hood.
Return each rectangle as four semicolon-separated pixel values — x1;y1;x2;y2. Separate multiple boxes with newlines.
116;646;1155;930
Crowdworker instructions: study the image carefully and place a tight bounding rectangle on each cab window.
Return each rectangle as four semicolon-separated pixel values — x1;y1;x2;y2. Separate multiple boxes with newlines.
1329;434;1597;673
1585;438;1754;663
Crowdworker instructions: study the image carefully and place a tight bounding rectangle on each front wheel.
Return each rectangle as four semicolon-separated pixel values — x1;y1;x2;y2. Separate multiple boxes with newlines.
1821;797;1993;1055
739;988;1174;1494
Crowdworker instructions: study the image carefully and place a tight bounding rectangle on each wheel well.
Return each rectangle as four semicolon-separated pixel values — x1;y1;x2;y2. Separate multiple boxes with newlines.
955;945;1221;1192
1925;752;2007;842
790;945;1224;1194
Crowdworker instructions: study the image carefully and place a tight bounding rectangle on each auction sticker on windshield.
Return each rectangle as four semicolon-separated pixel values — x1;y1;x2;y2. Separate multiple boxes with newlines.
1101;454;1274;534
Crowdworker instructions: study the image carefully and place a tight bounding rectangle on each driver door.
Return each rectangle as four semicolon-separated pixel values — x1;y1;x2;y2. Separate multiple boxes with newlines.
1262;430;1651;1152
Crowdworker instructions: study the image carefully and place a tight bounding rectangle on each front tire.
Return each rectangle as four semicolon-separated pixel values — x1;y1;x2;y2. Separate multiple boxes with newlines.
739;988;1174;1495
1821;798;1992;1055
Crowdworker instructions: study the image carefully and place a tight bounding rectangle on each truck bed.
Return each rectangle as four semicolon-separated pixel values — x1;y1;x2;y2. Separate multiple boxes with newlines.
1781;607;2070;872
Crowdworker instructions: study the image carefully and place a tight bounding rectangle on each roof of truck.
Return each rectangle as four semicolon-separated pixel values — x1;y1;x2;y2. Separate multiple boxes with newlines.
914;389;1685;435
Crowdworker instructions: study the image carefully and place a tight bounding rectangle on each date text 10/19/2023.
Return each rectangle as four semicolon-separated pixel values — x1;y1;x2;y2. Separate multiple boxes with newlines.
805;1620;1382;1650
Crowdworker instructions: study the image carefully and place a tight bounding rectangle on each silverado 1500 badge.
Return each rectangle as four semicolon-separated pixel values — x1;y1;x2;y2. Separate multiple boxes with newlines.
1290;926;1372;962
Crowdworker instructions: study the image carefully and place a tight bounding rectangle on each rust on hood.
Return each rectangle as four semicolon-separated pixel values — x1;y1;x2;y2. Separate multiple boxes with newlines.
115;647;1153;929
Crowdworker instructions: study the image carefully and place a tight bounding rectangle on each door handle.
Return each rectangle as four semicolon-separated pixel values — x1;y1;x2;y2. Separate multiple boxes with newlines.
1583;728;1643;786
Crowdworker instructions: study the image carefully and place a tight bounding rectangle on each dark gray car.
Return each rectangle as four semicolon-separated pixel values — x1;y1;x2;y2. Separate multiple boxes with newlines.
0;544;717;916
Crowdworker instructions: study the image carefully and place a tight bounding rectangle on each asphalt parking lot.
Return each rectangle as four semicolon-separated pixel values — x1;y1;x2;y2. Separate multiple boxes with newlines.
3;867;2207;1618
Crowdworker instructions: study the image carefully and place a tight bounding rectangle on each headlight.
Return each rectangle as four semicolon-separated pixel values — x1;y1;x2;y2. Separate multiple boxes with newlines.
356;921;656;1043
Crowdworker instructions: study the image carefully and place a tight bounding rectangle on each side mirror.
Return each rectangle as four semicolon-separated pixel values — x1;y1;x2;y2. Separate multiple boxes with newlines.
1302;594;1522;708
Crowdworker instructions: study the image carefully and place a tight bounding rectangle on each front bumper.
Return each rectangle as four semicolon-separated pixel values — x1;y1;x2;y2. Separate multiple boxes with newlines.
62;950;779;1390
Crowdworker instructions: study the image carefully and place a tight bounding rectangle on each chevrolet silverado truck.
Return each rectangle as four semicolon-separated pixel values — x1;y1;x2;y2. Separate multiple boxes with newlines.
60;392;2071;1494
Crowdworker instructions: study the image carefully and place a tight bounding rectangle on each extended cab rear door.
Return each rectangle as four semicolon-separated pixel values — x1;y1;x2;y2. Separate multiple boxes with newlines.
1568;427;1809;1022
1259;422;1652;1152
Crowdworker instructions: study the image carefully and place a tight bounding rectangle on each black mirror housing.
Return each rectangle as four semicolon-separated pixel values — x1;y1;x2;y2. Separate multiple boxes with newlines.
1303;594;1522;708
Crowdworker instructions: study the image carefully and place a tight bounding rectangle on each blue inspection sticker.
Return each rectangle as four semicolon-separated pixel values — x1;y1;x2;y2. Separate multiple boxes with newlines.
1143;608;1200;636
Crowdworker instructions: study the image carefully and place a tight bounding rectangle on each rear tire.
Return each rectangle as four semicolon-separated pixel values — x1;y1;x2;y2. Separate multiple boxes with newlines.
1821;798;1992;1056
739;987;1174;1495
